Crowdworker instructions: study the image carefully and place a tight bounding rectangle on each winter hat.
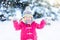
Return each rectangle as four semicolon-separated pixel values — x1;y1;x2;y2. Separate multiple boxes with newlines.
23;6;33;17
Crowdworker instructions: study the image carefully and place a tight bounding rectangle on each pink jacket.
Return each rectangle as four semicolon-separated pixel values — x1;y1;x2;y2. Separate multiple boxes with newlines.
13;19;46;40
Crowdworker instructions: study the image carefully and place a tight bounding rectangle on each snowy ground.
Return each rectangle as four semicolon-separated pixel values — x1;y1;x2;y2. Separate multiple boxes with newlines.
0;20;60;40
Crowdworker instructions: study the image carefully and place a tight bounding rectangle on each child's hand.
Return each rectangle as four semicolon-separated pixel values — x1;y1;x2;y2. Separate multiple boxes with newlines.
11;16;18;21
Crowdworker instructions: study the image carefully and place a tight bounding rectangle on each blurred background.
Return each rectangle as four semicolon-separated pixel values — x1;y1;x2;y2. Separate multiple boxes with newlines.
0;0;60;40
0;0;60;22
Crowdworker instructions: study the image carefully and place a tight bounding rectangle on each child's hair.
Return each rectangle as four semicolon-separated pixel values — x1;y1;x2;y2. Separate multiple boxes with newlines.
19;17;24;21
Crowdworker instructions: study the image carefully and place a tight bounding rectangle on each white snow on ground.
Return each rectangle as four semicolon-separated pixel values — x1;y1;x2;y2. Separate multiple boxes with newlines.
37;20;60;40
0;19;60;40
0;21;21;40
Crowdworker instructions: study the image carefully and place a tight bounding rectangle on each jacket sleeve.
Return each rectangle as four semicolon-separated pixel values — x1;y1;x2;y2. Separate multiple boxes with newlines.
13;20;22;30
35;19;46;29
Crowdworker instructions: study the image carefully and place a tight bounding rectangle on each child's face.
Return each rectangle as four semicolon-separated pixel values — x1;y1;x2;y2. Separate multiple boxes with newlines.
24;16;32;21
24;16;33;24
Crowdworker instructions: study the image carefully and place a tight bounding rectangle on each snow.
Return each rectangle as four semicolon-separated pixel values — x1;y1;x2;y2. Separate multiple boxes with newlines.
37;20;60;40
0;20;60;40
0;21;21;40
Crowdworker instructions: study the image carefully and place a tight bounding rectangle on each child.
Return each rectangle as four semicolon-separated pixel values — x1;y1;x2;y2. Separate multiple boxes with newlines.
13;7;46;40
